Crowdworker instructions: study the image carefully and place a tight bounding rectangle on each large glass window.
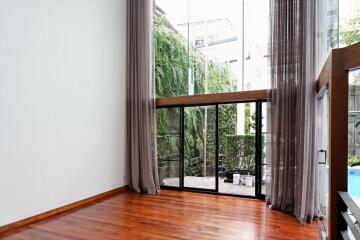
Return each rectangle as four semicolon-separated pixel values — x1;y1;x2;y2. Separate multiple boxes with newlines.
315;0;339;75
348;70;360;206
340;0;360;47
154;0;270;98
340;0;360;208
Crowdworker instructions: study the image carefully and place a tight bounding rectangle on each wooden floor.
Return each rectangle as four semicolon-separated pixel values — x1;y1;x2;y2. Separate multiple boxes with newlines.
1;190;320;240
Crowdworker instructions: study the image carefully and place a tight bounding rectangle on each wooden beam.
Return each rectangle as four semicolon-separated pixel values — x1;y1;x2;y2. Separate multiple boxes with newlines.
0;186;129;234
318;42;360;239
317;42;360;92
328;48;348;240
343;42;360;71
156;89;268;107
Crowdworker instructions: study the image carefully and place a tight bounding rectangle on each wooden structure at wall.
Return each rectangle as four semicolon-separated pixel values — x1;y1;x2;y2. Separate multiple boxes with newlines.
156;89;268;107
316;42;360;240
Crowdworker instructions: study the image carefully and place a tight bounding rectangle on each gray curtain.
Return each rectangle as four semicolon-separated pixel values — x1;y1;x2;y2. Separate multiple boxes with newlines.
126;0;160;194
266;0;319;223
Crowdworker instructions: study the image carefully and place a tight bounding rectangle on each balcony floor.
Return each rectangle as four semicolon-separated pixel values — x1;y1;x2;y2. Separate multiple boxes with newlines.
162;176;256;196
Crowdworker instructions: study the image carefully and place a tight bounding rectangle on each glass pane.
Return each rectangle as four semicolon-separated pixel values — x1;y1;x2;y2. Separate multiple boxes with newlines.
154;1;189;97
262;103;268;165
218;102;256;196
340;0;359;47
187;0;239;96
154;0;270;98
157;108;181;187
348;70;360;206
184;105;216;190
261;165;269;196
243;0;270;90
318;92;329;233
261;102;269;195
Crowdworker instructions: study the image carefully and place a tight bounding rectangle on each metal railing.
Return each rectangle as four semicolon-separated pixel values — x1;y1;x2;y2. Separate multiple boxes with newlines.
337;191;360;240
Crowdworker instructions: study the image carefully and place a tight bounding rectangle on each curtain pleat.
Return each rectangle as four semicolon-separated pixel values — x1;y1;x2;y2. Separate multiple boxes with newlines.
267;0;320;223
126;0;160;194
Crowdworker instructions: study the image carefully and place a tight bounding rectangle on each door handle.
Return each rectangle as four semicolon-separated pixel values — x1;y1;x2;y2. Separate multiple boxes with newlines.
319;149;327;165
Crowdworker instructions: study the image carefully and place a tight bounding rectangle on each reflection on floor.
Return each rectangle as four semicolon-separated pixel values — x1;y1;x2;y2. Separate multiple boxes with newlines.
162;176;256;196
2;190;321;240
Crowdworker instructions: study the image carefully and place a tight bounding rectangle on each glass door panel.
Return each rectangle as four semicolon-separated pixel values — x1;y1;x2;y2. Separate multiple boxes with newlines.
318;91;329;234
184;105;216;190
218;102;256;196
261;102;269;196
157;108;181;187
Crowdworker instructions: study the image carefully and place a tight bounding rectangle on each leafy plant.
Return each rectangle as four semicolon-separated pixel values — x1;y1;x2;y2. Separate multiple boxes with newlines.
244;103;251;134
340;3;360;83
226;135;256;175
348;154;360;167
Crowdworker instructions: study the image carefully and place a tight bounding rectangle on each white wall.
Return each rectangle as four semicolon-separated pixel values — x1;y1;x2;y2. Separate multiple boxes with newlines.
0;0;127;226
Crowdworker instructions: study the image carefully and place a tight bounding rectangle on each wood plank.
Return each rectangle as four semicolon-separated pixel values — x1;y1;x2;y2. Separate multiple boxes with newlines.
317;42;360;92
343;42;360;71
328;48;348;240
1;190;321;240
156;89;268;107
0;186;128;235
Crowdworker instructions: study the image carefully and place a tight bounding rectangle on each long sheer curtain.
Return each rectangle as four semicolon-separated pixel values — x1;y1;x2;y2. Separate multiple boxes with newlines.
266;0;325;223
126;0;160;194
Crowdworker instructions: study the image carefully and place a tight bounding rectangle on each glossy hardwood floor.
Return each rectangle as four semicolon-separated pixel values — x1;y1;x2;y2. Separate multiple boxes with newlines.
1;190;320;240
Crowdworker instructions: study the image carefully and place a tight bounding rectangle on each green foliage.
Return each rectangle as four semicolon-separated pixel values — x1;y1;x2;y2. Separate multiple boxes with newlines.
340;17;360;46
219;104;237;156
244;103;251;134
183;106;206;176
225;135;256;174
154;18;235;98
154;26;189;97
208;61;234;93
348;154;360;167
340;4;360;83
184;158;203;176
156;108;180;156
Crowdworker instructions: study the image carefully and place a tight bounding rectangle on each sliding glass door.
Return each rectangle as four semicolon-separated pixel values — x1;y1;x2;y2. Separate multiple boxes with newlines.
318;91;329;234
157;107;181;187
218;102;256;196
157;101;267;198
183;105;216;190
